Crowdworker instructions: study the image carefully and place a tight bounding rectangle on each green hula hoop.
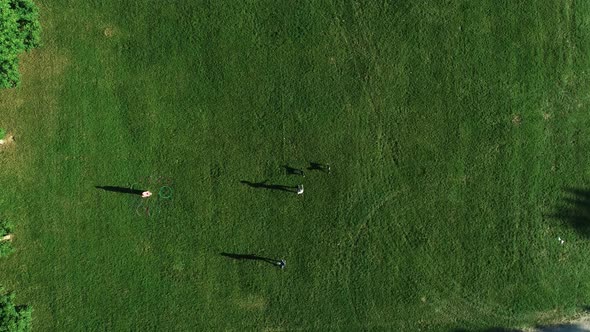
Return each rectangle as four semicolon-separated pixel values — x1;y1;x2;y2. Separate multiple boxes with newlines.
159;186;173;199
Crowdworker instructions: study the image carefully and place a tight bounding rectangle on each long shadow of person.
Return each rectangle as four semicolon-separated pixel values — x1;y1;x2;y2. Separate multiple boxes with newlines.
95;186;146;196
281;165;305;177
239;180;267;188
307;161;330;173
240;180;297;192
220;253;284;268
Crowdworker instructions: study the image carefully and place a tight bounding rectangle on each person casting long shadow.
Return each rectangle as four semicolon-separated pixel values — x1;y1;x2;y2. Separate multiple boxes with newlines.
240;180;298;193
95;186;146;196
307;161;331;173
220;253;285;268
281;165;305;177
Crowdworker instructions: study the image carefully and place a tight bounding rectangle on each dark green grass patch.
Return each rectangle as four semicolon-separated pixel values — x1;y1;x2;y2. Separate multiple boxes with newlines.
2;0;590;330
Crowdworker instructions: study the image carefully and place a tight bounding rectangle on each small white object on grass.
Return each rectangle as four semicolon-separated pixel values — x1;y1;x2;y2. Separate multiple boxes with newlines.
142;191;152;198
558;237;565;245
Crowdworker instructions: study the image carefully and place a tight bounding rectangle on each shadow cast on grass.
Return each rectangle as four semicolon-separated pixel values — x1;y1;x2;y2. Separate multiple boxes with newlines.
95;186;146;196
240;180;297;193
220;253;282;267
281;165;305;177
551;188;590;238
450;328;520;332
535;323;590;332
307;161;330;173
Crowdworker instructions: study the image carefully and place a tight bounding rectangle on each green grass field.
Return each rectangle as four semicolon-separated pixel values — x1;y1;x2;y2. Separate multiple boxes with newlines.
2;0;590;330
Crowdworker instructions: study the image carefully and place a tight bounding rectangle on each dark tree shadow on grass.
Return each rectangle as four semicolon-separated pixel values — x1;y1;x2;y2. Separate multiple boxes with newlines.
535;323;590;332
551;188;590;238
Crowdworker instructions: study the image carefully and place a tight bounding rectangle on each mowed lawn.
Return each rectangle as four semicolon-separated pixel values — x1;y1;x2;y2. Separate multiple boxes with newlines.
2;0;590;330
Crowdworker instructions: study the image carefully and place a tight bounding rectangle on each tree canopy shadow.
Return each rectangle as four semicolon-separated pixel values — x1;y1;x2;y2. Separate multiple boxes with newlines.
535;323;590;332
552;188;590;238
453;323;590;332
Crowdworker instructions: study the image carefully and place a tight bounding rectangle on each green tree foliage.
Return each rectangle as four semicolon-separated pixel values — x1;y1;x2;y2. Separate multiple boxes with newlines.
0;218;13;258
0;0;40;88
0;289;31;332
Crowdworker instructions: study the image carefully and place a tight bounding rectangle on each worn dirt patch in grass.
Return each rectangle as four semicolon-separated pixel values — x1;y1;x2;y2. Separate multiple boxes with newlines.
19;45;70;88
103;26;116;38
512;114;522;126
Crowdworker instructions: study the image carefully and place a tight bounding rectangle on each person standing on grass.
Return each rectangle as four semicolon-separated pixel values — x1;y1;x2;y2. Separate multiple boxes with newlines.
282;165;305;177
297;185;304;195
277;260;286;269
142;191;152;198
308;162;331;174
